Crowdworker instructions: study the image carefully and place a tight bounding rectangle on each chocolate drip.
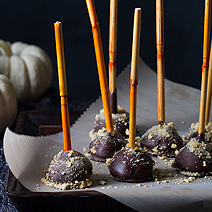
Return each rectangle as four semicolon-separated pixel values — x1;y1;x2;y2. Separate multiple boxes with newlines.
109;89;117;114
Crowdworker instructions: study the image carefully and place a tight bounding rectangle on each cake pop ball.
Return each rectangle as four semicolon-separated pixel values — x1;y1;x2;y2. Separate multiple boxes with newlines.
108;147;155;182
90;106;130;138
185;122;212;143
140;122;183;157
89;127;126;162
41;150;92;190
173;137;212;177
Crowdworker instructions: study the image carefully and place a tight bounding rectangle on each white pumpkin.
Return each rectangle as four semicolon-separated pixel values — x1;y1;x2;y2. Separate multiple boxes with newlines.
0;40;53;100
0;74;17;133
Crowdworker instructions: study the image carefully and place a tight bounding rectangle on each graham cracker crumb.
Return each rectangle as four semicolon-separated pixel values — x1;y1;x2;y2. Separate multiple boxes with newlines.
99;180;106;185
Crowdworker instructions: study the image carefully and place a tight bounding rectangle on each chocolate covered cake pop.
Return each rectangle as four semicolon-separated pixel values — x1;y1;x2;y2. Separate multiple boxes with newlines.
89;127;126;162
108;8;155;183
41;150;92;190
108;147;155;182
90;106;130;138
174;0;212;178
173;137;212;177
185;122;212;143
139;0;182;158
140;122;183;157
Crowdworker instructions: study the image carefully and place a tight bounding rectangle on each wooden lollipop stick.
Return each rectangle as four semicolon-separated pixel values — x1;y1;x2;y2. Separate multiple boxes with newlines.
129;8;141;149
86;0;114;133
54;21;72;151
156;0;165;124
109;0;118;113
205;39;212;125
198;0;211;135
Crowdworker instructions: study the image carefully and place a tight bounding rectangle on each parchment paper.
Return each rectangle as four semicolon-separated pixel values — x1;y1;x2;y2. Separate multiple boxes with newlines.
4;58;212;212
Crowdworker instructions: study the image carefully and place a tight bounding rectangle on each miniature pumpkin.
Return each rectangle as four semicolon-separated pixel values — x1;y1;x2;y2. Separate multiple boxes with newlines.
0;74;17;134
0;40;53;100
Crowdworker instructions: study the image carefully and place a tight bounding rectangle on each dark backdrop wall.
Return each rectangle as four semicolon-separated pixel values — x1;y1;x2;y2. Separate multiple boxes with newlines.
0;0;207;99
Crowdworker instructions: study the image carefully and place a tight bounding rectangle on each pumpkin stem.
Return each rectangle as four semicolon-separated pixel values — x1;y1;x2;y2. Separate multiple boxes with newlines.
0;40;12;56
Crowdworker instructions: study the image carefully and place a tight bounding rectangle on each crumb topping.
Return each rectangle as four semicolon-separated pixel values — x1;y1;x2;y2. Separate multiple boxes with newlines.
110;147;155;167
90;106;130;138
41;150;92;190
141;122;177;141
186;138;212;160
140;122;182;157
179;171;202;177
186;122;212;143
41;177;92;190
95;106;129;122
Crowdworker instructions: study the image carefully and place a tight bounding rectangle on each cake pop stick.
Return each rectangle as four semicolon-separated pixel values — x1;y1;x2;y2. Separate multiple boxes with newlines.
86;0;127;162
109;0;118;113
54;21;71;151
205;39;212;126
173;1;212;177
90;0;129;139
128;8;141;149
140;0;183;157
198;0;211;137
41;21;93;190
156;0;165;124
90;0;129;138
109;9;155;181
86;0;114;133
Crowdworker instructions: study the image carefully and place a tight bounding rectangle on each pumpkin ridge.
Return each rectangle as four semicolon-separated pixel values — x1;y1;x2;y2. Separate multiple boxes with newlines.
0;40;12;57
0;89;6;131
20;57;30;99
0;75;17;133
0;40;53;100
8;56;11;79
22;55;44;100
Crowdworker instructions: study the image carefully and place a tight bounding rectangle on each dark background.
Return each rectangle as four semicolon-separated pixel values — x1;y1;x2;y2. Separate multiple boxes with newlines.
0;0;207;99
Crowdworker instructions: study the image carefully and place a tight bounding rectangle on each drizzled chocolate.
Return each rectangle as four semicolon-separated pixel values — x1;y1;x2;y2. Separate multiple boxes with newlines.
140;122;183;157
108;147;155;182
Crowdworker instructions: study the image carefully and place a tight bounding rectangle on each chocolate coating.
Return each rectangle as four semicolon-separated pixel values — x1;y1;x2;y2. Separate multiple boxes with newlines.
89;128;126;162
173;138;212;177
140;122;183;157
94;119;129;138
186;122;212;143
93;106;129;138
109;147;155;182
42;150;92;190
109;88;117;114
